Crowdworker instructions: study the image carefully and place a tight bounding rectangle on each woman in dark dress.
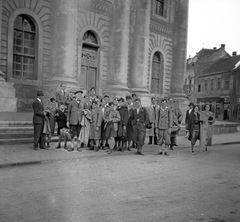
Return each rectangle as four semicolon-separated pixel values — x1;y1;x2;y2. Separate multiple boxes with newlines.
186;105;202;154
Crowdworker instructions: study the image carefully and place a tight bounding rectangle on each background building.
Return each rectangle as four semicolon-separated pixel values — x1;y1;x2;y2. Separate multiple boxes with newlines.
185;44;240;122
0;0;189;114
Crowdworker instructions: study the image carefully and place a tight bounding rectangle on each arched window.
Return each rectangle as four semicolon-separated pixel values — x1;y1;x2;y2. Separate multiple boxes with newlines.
13;15;36;80
151;52;164;94
83;31;98;45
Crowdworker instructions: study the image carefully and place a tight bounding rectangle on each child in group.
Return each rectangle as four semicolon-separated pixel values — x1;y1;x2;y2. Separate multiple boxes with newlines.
89;101;102;151
59;128;72;149
103;102;120;154
55;103;68;149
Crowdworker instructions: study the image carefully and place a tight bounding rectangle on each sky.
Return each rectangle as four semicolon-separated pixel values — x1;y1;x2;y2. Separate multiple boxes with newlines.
187;0;240;58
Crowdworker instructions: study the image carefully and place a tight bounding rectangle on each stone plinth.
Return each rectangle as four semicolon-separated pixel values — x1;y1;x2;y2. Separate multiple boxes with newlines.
0;81;17;112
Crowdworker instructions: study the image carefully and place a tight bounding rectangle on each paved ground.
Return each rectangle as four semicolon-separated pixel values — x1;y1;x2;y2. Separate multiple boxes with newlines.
0;141;240;222
0;132;240;167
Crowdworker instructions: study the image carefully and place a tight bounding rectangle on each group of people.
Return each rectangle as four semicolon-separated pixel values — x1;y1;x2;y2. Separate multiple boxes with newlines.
32;83;215;155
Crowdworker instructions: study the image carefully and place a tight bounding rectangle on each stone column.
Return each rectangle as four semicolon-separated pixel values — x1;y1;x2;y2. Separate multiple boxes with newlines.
129;0;151;105
106;0;131;97
0;0;2;69
49;0;78;88
171;0;189;121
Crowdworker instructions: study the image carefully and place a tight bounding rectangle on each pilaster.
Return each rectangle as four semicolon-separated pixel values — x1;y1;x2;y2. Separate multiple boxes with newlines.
129;0;151;97
50;0;78;88
106;0;131;97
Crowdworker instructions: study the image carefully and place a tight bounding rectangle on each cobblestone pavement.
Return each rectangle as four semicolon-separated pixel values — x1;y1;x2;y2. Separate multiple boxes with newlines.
0;143;240;222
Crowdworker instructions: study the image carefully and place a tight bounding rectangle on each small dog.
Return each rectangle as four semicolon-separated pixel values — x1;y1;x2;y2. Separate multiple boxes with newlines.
59;128;73;149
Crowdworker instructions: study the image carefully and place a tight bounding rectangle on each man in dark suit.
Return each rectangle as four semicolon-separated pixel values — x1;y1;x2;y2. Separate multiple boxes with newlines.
67;90;84;152
32;90;48;150
131;98;150;155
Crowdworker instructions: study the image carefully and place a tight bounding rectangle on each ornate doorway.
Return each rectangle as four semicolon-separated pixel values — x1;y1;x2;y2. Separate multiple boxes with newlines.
80;31;99;92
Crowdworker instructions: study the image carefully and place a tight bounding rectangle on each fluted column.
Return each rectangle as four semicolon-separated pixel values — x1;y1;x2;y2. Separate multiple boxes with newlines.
171;0;189;96
50;0;78;87
129;0;151;98
171;0;189;122
106;0;131;97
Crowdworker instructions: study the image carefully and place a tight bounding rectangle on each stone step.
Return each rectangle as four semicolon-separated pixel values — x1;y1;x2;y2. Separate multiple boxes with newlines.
0;136;59;145
0;112;32;121
0;126;33;133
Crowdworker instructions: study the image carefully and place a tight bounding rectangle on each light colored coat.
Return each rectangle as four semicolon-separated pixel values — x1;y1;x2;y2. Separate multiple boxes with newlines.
147;105;159;136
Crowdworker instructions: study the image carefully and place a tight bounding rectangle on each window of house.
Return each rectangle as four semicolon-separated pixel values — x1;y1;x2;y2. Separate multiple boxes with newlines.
189;79;192;91
217;78;221;90
210;79;214;91
204;79;208;91
198;84;201;92
155;0;167;17
224;76;230;90
238;75;240;90
13;15;36;80
151;52;164;94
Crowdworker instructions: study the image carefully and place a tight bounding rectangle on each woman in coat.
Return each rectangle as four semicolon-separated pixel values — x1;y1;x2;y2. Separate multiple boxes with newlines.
186;105;202;153
89;101;102;151
200;104;215;151
116;98;129;151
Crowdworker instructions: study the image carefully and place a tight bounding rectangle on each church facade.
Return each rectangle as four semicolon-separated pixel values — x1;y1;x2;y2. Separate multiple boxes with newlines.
0;0;189;112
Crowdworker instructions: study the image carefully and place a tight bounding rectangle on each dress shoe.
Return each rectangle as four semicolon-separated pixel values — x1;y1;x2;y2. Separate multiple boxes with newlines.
40;146;49;150
164;152;169;156
68;148;74;152
135;151;144;155
156;151;163;155
77;147;82;152
56;144;61;149
174;144;178;146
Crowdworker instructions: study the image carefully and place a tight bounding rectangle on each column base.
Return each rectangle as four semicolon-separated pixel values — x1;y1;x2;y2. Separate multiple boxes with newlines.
170;93;190;124
0;81;17;112
131;88;150;107
104;84;130;98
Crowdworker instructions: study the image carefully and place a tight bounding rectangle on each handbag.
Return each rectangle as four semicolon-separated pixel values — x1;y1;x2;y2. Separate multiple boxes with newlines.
146;122;152;129
171;125;181;133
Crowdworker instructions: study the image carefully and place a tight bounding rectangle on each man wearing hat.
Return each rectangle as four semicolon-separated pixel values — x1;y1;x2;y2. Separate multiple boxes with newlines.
185;102;194;130
32;90;48;150
67;90;84;152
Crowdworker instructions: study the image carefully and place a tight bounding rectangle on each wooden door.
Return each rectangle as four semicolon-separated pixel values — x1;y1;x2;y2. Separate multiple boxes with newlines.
80;45;98;91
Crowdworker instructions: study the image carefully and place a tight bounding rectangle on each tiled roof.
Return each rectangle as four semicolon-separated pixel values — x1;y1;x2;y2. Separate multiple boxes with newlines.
201;55;240;75
196;48;218;60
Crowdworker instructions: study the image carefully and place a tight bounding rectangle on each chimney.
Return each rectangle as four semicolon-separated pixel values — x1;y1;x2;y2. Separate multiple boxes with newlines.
221;44;225;49
232;51;237;56
213;47;216;49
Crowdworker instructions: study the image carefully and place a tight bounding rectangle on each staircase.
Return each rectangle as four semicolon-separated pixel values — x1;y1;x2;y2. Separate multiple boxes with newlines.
0;112;59;145
0;120;34;145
